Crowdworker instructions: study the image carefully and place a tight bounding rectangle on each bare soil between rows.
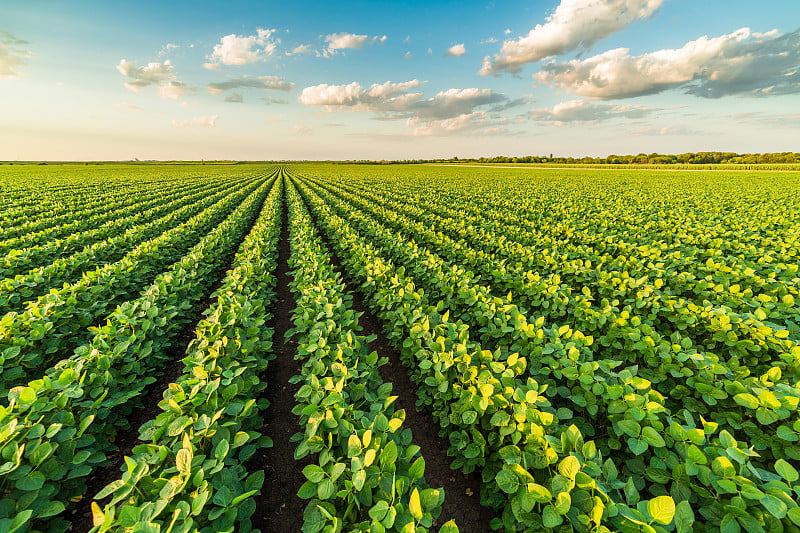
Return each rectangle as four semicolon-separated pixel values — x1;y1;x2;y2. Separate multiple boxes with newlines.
248;176;310;532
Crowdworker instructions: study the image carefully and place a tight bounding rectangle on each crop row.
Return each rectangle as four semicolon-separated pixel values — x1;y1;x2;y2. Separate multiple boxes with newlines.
88;168;285;533
284;177;456;532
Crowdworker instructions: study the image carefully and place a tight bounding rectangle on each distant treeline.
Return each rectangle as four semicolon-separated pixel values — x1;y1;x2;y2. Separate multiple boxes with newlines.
348;152;800;165
465;152;800;165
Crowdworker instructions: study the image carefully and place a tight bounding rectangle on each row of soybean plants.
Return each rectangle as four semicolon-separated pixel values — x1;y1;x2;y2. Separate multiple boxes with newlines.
0;164;210;229
0;169;209;256
283;178;457;532
87;169;285;533
305;172;800;464
0;175;249;314
292;170;800;533
330;169;799;363
0;170;278;532
407;175;800;355
0;172;268;396
0;174;235;283
0;176;136;243
364;170;800;369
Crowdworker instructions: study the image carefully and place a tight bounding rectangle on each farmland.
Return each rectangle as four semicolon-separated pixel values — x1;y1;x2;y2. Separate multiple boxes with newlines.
0;163;799;533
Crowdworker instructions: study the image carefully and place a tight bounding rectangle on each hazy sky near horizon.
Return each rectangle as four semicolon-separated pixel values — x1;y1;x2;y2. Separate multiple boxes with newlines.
2;0;799;160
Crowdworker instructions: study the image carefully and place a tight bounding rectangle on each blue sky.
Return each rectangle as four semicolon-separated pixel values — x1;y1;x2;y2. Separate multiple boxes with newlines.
2;0;799;160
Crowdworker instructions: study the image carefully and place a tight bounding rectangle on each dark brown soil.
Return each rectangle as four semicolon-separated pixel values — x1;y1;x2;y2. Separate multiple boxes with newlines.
68;177;272;532
293;175;497;532
248;176;310;531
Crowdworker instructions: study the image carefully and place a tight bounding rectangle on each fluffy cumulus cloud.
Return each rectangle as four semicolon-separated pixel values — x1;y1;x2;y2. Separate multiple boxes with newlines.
117;59;175;92
415;88;508;120
207;76;294;95
117;59;174;90
480;0;663;75
117;59;187;100
172;115;219;127
204;28;278;68
529;99;659;124
299;80;424;110
447;43;467;57
299;80;515;135
534;27;800;99
0;31;32;79
323;32;386;57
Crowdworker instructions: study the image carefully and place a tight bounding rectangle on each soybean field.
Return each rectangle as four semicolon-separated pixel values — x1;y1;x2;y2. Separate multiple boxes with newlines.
1;163;799;533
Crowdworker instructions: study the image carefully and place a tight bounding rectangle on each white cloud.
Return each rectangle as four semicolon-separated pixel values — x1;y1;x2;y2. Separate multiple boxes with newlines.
207;76;294;95
529;99;659;124
55;81;65;87
172;115;219;127
157;80;187;100
299;81;508;119
504;29;512;35
481;37;498;44
300;81;387;107
534;27;800;99
262;96;288;105
291;125;313;135
407;111;491;136
117;59;188;100
323;32;385;57
288;33;386;58
403;52;412;60
427;48;433;56
299;80;516;136
0;31;32;80
157;43;179;57
117;59;174;90
447;43;467;57
287;43;315;56
415;88;507;119
480;0;663;75
224;92;243;103
205;28;278;67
